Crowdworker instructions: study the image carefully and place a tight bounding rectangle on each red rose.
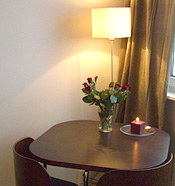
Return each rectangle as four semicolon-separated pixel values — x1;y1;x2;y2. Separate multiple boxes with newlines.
114;84;121;89
121;84;131;91
87;77;93;84
85;86;92;92
125;84;131;90
83;82;88;87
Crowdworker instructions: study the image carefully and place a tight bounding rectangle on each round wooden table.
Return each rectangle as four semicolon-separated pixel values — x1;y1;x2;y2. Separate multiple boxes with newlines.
30;120;170;172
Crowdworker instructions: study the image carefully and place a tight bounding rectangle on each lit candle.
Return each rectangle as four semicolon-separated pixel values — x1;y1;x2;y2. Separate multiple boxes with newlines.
136;117;139;122
131;117;145;134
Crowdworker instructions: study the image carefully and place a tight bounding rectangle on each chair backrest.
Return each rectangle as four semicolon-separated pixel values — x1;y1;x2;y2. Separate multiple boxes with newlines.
13;137;53;186
96;153;174;186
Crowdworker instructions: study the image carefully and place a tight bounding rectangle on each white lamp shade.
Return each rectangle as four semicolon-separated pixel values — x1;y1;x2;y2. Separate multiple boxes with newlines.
91;8;131;39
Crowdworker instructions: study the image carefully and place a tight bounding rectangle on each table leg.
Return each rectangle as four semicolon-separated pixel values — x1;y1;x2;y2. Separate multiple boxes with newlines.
83;171;89;186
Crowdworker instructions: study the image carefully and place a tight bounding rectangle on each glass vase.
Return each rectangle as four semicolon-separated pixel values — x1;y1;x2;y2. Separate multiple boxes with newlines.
98;107;114;132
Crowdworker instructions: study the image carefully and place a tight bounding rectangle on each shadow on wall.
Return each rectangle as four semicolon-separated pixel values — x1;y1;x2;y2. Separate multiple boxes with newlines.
53;9;112;56
56;10;92;39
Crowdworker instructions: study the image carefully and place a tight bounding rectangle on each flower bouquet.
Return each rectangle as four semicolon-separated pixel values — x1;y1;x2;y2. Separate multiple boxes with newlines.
82;76;131;132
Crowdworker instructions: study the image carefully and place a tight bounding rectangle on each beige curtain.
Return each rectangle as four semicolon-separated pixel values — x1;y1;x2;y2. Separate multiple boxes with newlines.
115;0;175;128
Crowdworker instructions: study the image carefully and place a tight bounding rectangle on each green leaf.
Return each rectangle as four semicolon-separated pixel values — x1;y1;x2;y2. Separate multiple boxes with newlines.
101;93;109;100
82;96;92;103
105;102;113;110
115;81;120;85
90;82;96;89
88;94;94;99
95;76;98;82
89;102;95;105
94;89;100;95
109;90;114;95
110;95;117;103
104;89;109;93
82;88;90;94
99;103;105;108
94;94;100;100
109;82;114;88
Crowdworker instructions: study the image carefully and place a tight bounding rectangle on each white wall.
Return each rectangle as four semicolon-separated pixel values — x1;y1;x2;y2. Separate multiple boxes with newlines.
0;0;124;185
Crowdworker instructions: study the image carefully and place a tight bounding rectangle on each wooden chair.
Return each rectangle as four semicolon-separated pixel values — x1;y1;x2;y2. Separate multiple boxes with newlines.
13;137;78;186
96;153;174;186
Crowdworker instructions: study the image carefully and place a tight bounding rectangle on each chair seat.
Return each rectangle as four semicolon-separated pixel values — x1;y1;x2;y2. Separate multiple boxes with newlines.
51;177;78;186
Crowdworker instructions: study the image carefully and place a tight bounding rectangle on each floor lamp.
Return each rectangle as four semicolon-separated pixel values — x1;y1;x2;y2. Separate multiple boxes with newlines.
91;7;131;82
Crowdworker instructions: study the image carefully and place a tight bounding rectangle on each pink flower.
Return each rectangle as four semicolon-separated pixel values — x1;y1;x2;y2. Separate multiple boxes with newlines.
85;86;92;92
87;77;93;84
114;84;121;89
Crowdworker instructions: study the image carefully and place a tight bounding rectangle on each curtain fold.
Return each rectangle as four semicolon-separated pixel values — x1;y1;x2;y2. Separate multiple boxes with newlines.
115;0;175;128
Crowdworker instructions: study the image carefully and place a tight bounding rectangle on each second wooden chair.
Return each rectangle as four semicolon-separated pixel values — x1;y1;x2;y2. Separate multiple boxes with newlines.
96;153;173;186
13;137;78;186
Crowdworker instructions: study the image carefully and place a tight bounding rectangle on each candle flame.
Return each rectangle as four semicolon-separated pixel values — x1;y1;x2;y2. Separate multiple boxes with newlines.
136;117;139;122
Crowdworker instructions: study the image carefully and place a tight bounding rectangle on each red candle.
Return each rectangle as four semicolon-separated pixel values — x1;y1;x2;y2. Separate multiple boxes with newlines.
131;117;145;134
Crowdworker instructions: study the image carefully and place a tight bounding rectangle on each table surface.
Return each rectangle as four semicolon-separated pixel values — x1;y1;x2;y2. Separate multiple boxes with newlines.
30;120;170;172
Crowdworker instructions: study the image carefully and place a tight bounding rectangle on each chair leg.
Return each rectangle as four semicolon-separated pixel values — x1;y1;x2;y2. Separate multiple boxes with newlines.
43;163;47;169
83;171;89;186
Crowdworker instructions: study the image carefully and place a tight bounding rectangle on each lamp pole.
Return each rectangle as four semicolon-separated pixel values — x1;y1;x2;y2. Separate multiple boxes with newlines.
110;38;114;83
